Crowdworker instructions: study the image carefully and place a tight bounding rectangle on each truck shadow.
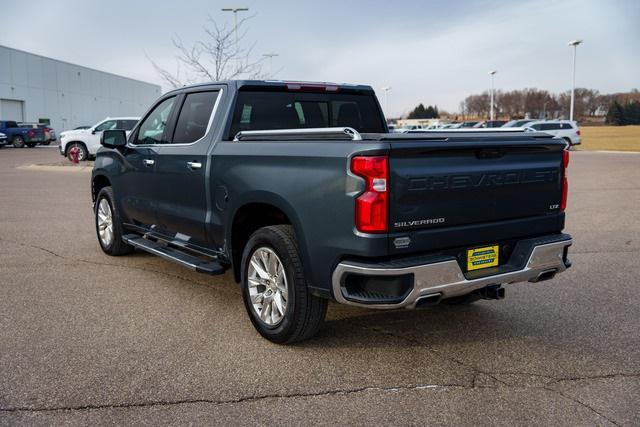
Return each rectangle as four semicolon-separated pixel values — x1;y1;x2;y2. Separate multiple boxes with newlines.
299;301;544;349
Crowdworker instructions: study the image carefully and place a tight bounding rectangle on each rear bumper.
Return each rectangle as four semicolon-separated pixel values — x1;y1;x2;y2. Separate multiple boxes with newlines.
331;234;572;309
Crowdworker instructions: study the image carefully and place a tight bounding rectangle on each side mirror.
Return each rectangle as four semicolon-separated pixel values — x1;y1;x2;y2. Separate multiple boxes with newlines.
101;129;127;149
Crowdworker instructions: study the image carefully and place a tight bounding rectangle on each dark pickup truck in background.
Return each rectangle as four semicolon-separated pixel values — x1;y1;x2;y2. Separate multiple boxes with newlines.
0;120;46;148
92;80;572;343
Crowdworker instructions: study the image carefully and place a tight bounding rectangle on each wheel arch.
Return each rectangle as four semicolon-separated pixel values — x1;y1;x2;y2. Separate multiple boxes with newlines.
229;195;308;284
92;174;111;203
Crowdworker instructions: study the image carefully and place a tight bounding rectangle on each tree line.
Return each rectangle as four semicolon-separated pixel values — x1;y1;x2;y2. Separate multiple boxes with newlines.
407;103;440;119
458;88;640;123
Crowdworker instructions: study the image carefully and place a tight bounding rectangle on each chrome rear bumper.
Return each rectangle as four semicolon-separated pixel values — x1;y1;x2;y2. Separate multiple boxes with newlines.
332;237;572;309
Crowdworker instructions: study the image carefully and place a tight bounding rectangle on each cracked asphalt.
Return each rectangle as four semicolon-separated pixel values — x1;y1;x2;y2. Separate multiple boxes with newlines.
1;146;639;425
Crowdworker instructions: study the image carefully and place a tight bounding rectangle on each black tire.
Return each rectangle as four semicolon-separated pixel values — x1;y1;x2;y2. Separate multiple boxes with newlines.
95;186;134;256
66;142;88;161
26;142;37;148
241;225;327;344
442;292;480;306
12;136;25;148
41;140;51;146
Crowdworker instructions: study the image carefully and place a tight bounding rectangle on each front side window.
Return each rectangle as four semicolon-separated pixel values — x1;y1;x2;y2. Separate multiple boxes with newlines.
95;120;117;132
530;124;542;130
172;91;219;144
134;97;176;145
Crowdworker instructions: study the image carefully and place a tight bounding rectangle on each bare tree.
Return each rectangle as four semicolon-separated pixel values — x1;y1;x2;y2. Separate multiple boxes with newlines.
149;15;266;88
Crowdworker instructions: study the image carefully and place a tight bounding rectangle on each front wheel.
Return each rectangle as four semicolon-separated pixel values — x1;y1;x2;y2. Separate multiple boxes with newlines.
66;142;88;161
95;186;134;256
12;136;25;148
241;225;327;344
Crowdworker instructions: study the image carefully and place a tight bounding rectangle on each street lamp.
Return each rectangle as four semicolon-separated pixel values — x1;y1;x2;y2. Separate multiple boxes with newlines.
568;39;583;121
262;53;279;78
489;70;497;121
222;7;250;70
381;86;392;116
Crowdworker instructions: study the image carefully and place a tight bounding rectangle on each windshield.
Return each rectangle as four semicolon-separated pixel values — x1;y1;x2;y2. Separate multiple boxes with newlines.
229;90;385;138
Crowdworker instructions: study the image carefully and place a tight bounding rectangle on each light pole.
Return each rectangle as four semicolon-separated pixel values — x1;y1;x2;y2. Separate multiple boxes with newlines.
568;39;583;121
222;7;249;70
381;86;391;116
489;70;497;121
262;53;279;78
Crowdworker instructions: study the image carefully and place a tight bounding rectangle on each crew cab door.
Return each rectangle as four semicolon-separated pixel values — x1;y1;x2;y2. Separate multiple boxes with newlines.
153;89;222;247
119;95;178;228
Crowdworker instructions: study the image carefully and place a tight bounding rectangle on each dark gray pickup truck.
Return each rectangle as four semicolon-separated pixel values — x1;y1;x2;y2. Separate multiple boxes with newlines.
92;80;572;343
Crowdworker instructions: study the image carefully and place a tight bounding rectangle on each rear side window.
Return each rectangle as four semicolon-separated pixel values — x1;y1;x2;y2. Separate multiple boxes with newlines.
117;120;138;131
229;90;385;137
530;124;542;130
172;91;219;144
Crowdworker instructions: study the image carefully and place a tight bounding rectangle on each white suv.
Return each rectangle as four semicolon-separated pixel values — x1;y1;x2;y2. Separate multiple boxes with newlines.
59;117;139;161
524;120;581;149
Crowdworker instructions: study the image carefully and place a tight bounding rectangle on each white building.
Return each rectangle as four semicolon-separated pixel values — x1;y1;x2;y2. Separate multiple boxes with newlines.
0;45;161;131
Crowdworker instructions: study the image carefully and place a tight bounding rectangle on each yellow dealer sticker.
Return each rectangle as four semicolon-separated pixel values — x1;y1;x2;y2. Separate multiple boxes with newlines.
467;245;499;271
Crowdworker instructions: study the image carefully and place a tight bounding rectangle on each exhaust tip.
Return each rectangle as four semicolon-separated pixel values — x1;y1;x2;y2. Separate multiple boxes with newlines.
414;293;442;308
530;269;558;283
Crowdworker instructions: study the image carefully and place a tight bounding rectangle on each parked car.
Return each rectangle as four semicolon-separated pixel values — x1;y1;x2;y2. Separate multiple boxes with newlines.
473;120;508;128
59;117;139;161
502;119;535;128
0;132;7;148
0;120;46;148
92;80;572;343
19;122;57;145
524;120;581;148
450;121;479;128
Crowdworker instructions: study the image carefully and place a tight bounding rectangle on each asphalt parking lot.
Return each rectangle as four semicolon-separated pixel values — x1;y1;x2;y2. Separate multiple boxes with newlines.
1;146;639;425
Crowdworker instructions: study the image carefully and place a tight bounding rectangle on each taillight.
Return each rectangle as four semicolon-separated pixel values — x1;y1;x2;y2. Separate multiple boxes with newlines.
560;150;569;211
351;156;388;233
576;129;581;136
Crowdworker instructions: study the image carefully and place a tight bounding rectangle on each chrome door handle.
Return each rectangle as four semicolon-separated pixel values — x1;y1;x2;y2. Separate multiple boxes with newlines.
143;159;155;166
187;161;202;170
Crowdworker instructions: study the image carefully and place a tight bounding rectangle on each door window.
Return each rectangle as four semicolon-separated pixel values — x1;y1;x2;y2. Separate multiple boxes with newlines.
134;97;176;145
94;120;117;132
171;91;219;144
117;120;139;131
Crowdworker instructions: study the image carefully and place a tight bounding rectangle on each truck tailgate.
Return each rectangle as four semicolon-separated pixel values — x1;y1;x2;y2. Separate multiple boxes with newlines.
388;137;565;254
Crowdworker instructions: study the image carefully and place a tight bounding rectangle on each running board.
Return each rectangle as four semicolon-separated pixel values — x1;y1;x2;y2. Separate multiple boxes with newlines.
123;234;226;275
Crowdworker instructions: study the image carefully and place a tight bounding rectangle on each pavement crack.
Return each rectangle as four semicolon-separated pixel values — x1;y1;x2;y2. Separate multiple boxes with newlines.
0;383;465;414
543;386;621;426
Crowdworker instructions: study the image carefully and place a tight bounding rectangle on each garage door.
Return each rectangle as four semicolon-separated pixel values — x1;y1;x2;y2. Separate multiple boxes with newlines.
0;99;24;122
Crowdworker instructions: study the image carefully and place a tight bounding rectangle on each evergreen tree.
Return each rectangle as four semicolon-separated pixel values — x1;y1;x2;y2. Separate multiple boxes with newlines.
605;101;625;125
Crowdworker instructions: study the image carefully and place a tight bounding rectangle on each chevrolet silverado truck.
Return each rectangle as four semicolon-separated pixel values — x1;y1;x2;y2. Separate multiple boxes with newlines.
0;121;45;148
92;80;572;343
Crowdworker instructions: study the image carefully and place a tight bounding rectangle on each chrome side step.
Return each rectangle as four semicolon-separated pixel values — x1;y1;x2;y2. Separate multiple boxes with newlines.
122;234;226;275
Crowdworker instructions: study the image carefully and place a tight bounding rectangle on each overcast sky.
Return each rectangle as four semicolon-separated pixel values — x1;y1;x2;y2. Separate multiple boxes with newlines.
1;0;638;116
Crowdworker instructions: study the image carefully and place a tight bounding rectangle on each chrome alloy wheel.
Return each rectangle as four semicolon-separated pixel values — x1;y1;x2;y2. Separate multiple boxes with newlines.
97;199;114;247
247;247;288;326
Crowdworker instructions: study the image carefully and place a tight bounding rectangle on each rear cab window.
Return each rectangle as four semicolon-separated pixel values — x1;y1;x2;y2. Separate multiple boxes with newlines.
228;89;385;138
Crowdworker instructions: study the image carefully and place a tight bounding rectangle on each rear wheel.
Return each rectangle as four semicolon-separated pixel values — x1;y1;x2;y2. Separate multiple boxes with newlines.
12;136;25;148
41;140;51;146
95;186;134;256
241;225;327;344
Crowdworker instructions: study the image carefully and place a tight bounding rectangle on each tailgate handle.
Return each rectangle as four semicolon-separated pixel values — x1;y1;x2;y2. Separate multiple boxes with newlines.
476;148;506;159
